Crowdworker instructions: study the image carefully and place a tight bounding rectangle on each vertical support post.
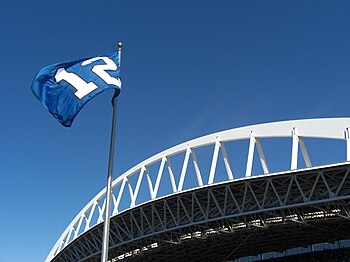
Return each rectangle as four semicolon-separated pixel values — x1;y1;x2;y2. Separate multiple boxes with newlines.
255;137;269;174
152;156;166;200
190;148;204;186
346;127;350;161
291;127;299;170
220;141;234;180
131;167;145;207
166;157;177;193
178;147;191;191
208;139;220;184
101;42;122;262
299;137;312;168
245;131;255;177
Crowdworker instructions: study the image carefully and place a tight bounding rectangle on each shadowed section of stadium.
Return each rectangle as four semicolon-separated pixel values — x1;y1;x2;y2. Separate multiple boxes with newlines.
264;247;350;262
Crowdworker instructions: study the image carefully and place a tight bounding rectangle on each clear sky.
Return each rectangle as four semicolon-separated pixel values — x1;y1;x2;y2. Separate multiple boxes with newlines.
0;1;349;261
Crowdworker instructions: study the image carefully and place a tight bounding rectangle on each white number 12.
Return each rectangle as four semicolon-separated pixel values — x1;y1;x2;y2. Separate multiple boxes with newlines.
55;57;121;99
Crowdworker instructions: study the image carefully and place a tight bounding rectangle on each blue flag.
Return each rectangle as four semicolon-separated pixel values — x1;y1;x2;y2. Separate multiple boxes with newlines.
32;53;121;127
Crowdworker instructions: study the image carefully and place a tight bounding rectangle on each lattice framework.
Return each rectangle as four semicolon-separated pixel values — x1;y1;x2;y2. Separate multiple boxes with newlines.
47;118;350;261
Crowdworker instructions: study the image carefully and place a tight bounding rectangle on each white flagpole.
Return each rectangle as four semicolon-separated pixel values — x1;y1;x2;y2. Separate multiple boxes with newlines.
101;42;122;262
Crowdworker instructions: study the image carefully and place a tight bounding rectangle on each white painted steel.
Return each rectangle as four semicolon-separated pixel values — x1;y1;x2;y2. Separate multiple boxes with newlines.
255;137;269;174
46;118;350;262
346;127;350;161
245;132;256;177
220;142;234;180
299;137;312;168
291;127;299;170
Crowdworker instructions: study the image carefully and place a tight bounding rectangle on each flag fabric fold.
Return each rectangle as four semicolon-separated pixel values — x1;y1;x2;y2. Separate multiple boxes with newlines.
32;52;121;127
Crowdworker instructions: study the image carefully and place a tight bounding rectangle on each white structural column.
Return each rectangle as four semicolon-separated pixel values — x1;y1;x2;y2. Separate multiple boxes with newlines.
130;167;145;207
114;178;126;214
152;156;166;200
291;128;299;170
208;139;221;184
346;127;350;161
145;166;155;200
299;137;312;168
190;148;204;186
246;131;256;177
255;137;269;174
246;131;269;177
178;148;191;191
291;127;312;170
165;157;177;193
220;142;234;180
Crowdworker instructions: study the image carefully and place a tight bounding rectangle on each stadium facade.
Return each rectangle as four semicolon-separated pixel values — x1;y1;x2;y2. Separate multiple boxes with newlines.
46;118;350;262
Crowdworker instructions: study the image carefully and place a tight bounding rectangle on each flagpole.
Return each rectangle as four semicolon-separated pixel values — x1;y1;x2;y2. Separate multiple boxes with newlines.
101;42;122;262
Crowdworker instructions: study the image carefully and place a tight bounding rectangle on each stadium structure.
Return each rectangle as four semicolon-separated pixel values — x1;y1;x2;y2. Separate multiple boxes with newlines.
46;118;350;262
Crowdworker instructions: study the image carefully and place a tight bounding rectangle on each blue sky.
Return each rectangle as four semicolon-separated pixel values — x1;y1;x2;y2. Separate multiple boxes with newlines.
0;1;349;261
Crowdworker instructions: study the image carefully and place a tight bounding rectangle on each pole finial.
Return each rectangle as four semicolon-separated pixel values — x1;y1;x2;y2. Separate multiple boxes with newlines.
118;42;123;49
